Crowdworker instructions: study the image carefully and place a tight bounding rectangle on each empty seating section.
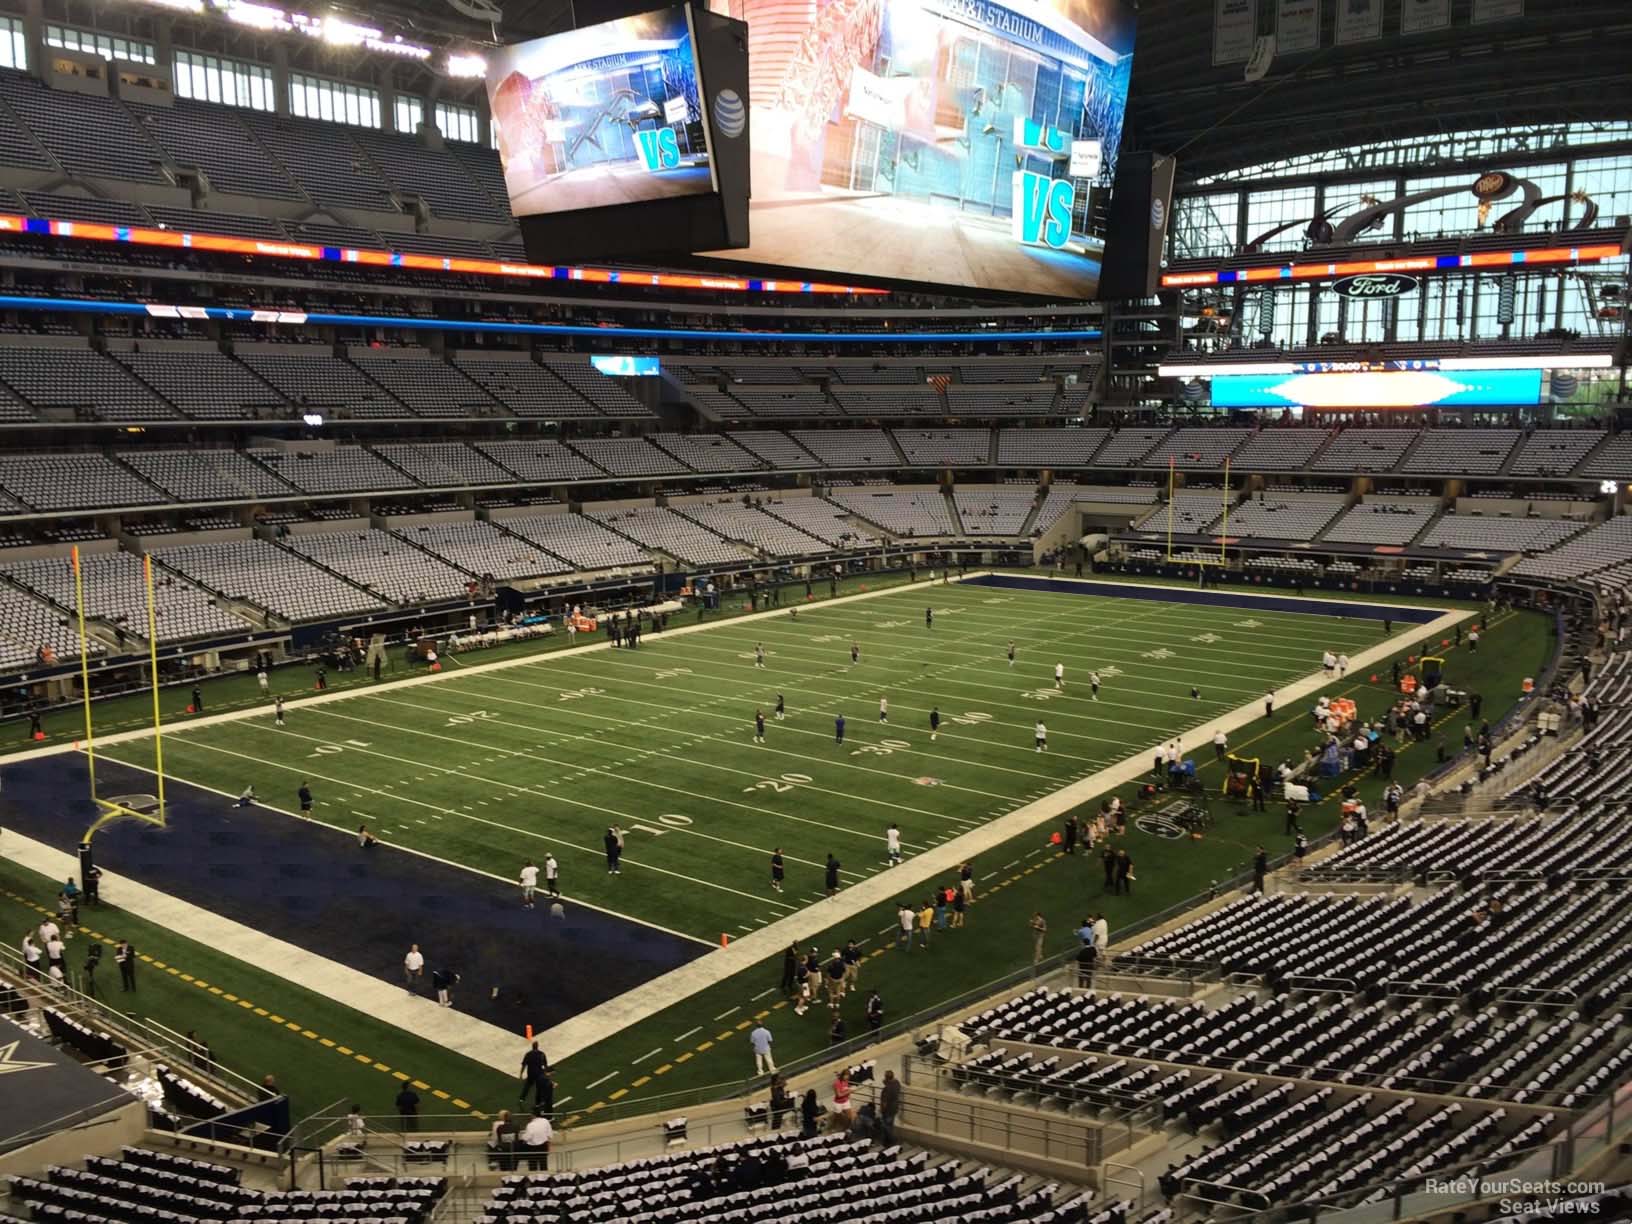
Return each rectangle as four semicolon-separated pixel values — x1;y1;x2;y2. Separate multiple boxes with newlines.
238;111;393;212
145;205;287;240
391;521;568;580
729;387;840;418
1116;883;1631;1005
1311;429;1419;472
675;502;828;556
0;72;164;182
159;538;385;621
959;360;1050;383
943;385;1058;416
1509;430;1605;476
591;507;754;567
249;446;416;495
759;497;880;547
0;584;95;670
1321;498;1438;546
130;99;303;200
1416;514;1581;552
20;190;149;224
8;552;247;642
475;441;602;483
1092;429;1171;467
1580;433;1632;480
1402;430;1520;474
1144;429;1250;469
568;437;689;479
1223;495;1346;541
1231;429;1334;470
728;432;822;469
374;443;515;487
827;489;957;537
541;358;649;417
1136;493;1224;535
119;449;293;502
830;385;943;417
1510;516;1632;581
10;1150;447;1224
350;351;497;418
1031;483;1157;535
996;429;1108;466
112;349;286;420
475;1133;1087;1224
0;347;177;420
953;488;1036;535
893;429;992;467
790;430;900;468
0;453;164;511
353;129;506;223
0;379;34;422
498;512;652;571
454;355;600;418
688;387;755;419
651;433;765;472
240;351;406;417
282;529;470;604
1300;814;1632;885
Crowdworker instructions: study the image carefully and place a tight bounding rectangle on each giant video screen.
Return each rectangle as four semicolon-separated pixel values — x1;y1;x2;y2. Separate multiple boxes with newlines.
1210;369;1545;410
487;6;714;219
702;0;1136;297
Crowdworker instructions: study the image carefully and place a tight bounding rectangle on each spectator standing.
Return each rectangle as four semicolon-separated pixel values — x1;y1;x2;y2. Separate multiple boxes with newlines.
865;989;883;1038
749;1021;776;1075
519;1110;553;1171
879;1070;902;1142
403;944;424;992
395;1085;420;1132
1252;846;1269;894
1030;911;1047;964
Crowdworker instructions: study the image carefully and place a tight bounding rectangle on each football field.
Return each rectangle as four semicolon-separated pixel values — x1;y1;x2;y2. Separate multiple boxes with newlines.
97;577;1402;943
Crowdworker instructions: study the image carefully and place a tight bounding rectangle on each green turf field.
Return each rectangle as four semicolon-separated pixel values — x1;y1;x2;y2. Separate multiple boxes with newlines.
4;576;1553;1123
97;579;1411;941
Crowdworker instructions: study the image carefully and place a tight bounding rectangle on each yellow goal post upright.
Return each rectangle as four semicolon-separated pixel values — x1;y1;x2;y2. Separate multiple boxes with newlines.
76;545;168;841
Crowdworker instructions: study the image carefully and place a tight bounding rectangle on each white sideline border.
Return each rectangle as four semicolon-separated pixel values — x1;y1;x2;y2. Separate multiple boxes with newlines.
0;574;1467;1079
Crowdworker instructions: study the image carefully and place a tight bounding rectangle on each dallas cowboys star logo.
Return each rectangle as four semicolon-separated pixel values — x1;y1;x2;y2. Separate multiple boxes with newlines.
0;1038;52;1076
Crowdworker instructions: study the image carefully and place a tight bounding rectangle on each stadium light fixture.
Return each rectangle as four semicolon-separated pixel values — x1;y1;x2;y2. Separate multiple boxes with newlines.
366;33;433;59
214;0;292;30
446;52;487;78
315;14;378;46
141;0;205;14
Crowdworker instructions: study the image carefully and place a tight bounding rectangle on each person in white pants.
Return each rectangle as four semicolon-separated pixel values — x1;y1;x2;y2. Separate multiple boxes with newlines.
749;1022;776;1075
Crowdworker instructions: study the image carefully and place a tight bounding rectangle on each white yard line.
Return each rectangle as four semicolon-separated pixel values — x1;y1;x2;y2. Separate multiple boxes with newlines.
523;603;1464;1067
0;574;1458;1082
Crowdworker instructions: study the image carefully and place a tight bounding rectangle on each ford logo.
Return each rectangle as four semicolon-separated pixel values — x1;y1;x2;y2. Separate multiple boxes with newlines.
1331;273;1419;299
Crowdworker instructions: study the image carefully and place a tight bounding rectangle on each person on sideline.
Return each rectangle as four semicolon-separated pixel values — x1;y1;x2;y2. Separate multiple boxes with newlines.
749;1021;775;1075
403;944;424;992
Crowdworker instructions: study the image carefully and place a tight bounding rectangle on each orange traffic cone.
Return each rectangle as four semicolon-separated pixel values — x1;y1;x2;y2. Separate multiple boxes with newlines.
430;661;442;673
720;932;730;947
32;730;45;741
186;704;196;714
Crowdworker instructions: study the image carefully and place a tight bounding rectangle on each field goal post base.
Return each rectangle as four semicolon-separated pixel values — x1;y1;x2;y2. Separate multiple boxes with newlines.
84;794;166;840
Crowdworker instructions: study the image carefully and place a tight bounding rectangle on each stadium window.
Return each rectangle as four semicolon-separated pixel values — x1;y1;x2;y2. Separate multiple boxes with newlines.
45;23;155;65
173;50;274;111
0;15;24;69
395;94;424;134
289;72;381;128
434;100;480;143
